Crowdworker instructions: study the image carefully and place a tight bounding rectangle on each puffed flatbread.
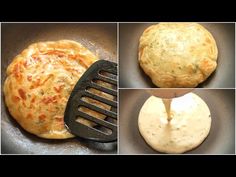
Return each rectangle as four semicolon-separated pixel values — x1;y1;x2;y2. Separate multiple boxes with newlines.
139;23;218;88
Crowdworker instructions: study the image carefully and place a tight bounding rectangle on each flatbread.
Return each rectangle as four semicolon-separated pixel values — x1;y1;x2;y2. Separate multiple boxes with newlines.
139;23;218;88
138;93;211;153
3;40;111;139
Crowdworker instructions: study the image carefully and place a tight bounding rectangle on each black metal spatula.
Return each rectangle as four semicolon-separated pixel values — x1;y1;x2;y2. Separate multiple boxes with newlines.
64;60;117;142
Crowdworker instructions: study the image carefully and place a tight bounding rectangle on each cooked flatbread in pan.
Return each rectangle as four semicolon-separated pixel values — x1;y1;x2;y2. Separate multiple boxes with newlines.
3;40;111;139
139;23;218;88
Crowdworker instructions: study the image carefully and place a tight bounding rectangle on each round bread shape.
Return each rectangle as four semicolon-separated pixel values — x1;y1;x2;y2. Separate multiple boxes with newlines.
138;93;211;154
139;23;218;88
3;40;110;139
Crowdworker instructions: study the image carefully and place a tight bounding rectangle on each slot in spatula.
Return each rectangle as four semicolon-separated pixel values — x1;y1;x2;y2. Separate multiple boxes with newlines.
64;60;117;143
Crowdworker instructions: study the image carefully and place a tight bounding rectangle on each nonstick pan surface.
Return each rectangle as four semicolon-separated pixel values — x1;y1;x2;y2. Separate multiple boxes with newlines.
119;23;235;88
1;23;117;154
119;89;235;154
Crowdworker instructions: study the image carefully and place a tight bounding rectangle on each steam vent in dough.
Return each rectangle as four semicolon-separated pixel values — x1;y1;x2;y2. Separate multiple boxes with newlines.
138;93;212;154
138;23;218;88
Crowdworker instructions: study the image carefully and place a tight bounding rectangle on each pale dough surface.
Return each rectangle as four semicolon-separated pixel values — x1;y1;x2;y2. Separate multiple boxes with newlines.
138;93;211;153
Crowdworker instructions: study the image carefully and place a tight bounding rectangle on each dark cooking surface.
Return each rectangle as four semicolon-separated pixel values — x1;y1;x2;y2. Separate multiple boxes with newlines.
1;23;117;154
119;23;235;88
119;89;235;154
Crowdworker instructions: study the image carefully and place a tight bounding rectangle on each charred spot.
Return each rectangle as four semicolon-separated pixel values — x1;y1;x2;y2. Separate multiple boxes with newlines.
18;88;26;100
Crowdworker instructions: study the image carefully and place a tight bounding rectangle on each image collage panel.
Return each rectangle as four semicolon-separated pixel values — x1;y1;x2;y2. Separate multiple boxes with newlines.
0;22;235;154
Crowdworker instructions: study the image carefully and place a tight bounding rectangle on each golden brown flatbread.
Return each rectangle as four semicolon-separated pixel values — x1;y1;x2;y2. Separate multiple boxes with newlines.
3;40;111;139
139;23;218;88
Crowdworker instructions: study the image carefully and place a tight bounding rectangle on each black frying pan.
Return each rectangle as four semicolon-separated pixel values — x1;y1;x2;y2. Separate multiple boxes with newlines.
1;23;117;154
119;89;235;154
119;23;235;88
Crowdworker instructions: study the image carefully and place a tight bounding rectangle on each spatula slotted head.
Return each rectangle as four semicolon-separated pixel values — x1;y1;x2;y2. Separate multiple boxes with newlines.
64;60;117;142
